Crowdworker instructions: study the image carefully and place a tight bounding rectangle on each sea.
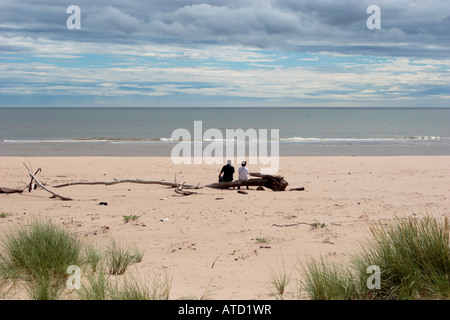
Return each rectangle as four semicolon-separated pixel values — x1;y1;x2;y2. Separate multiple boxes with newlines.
0;107;449;157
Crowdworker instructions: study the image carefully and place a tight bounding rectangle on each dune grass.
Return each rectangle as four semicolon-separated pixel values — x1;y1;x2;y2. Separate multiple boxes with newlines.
76;268;172;300
0;219;83;299
0;219;82;280
300;215;450;300
0;219;148;300
117;270;172;300
76;270;110;300
301;257;358;300
106;240;142;275
353;215;450;299
268;259;296;300
83;243;103;273
25;274;64;300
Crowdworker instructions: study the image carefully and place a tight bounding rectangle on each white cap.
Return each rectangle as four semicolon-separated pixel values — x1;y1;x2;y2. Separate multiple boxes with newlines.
241;161;247;165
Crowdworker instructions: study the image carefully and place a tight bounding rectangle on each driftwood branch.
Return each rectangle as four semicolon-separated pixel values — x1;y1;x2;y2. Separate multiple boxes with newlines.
28;170;73;201
205;172;289;191
53;179;202;189
4;162;232;201
174;183;200;196
272;222;339;228
271;222;314;228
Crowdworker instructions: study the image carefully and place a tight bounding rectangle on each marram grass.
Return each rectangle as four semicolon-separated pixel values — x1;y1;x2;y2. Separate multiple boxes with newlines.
354;215;450;299
0;219;83;299
0;219;146;300
300;215;450;300
0;219;82;281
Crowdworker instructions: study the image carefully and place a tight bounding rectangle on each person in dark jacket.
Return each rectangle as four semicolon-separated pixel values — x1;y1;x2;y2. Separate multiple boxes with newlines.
219;159;235;183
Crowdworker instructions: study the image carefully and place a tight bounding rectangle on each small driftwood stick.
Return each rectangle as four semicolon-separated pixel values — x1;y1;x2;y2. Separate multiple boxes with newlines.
211;256;219;268
289;187;305;191
53;179;201;189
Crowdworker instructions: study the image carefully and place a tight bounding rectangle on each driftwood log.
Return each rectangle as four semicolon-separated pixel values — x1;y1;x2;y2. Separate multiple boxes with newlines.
53;179;201;189
0;187;24;194
205;172;288;191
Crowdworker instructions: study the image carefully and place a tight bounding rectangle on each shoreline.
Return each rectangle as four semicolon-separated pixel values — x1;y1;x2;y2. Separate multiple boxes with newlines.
1;155;449;299
1;142;449;157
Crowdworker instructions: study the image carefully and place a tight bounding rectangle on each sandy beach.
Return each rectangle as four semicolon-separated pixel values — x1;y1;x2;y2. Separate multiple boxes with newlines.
1;156;449;300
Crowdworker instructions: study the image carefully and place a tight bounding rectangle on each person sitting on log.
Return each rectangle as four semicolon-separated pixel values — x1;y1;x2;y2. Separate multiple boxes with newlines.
237;160;249;190
219;159;235;183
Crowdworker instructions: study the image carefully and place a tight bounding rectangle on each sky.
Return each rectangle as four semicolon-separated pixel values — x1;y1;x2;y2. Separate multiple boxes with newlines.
0;0;449;108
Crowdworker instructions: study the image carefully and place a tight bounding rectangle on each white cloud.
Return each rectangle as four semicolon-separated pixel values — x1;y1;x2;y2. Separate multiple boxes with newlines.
1;44;448;104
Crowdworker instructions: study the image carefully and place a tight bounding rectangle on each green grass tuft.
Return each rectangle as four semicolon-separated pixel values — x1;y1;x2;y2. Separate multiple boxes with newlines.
123;215;140;223
105;240;142;275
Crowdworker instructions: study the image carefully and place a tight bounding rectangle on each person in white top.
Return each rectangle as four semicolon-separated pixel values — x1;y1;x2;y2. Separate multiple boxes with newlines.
238;161;249;190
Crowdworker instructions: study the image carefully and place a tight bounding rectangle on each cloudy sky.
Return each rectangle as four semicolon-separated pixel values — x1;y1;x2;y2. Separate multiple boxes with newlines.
0;0;449;107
